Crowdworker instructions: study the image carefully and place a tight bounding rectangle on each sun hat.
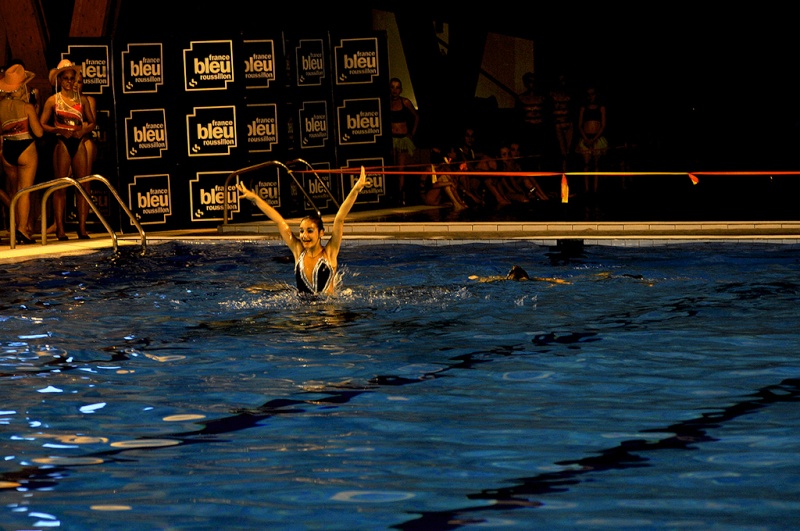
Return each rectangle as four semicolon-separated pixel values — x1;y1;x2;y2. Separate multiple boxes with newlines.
48;59;81;86
0;64;36;93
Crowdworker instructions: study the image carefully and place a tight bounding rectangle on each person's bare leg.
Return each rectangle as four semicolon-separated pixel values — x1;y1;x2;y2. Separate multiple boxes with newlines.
52;143;71;239
443;183;467;211
72;141;92;237
485;179;511;207
395;149;412;205
2;160;20;233
15;144;39;237
76;182;92;237
52;189;67;239
583;153;592;192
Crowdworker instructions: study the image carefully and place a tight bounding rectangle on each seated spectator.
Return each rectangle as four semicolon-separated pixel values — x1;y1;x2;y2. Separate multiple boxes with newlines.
494;144;531;204
509;142;550;200
453;127;486;208
500;143;549;203
454;126;515;209
421;146;468;212
474;150;513;208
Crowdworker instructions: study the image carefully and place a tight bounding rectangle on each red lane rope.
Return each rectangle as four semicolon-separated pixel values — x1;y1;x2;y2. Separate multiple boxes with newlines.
291;168;800;177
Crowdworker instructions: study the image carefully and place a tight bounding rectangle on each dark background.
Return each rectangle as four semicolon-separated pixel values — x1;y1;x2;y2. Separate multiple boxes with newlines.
36;3;800;222
39;3;800;171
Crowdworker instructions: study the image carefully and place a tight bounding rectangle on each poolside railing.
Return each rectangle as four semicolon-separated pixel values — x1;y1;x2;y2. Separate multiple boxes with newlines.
222;159;340;225
9;174;147;253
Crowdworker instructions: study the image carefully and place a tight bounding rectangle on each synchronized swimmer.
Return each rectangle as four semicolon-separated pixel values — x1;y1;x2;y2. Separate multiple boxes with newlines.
469;265;570;285
236;166;367;296
238;166;580;294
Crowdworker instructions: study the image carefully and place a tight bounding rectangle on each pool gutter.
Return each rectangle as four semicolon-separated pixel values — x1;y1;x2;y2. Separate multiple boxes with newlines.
3;219;800;263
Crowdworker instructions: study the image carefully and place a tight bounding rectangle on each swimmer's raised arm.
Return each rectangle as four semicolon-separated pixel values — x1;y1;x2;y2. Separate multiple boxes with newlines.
236;181;301;255
326;166;367;259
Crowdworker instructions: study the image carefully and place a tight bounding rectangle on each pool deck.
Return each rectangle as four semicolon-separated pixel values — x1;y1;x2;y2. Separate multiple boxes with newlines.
2;204;800;262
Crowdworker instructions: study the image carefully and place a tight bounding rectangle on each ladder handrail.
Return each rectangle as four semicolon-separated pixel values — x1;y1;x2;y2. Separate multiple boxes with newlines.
10;177;108;249
222;159;340;225
9;174;146;254
285;158;340;208
79;174;147;254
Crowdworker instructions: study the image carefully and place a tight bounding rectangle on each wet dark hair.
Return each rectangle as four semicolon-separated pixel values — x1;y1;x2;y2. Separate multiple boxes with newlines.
507;265;530;280
301;214;324;232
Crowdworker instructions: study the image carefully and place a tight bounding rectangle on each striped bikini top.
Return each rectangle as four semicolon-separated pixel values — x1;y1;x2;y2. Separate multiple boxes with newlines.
54;92;83;131
0;99;32;140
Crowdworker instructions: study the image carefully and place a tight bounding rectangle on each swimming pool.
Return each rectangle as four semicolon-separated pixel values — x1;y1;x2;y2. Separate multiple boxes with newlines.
2;240;799;530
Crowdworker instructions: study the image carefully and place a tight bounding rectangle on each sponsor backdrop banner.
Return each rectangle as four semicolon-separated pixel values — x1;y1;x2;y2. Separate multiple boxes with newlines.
50;31;389;232
330;32;390;206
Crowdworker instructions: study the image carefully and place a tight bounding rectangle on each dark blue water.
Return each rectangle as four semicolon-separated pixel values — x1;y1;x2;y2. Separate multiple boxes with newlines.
2;241;800;530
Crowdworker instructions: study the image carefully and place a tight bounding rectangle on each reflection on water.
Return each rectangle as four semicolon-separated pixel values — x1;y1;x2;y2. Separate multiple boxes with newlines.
1;241;800;530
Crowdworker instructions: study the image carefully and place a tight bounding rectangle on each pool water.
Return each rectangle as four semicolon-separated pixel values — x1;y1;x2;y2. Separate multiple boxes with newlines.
2;240;800;530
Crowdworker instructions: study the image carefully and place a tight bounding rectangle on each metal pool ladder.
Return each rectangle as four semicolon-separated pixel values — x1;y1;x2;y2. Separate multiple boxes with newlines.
9;174;147;254
222;158;340;225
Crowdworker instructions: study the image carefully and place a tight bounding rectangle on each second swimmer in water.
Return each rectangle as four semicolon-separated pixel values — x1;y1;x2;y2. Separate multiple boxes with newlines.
236;166;367;296
469;265;570;285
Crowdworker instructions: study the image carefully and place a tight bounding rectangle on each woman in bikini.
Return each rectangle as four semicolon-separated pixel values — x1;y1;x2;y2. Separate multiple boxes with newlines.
236;166;367;295
389;78;420;205
575;85;608;194
39;60;96;240
0;64;44;244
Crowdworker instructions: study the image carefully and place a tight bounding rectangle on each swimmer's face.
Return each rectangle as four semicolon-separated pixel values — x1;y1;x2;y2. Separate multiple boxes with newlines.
298;218;323;247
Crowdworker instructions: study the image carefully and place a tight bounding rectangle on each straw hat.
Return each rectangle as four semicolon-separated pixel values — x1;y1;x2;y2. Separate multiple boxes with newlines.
48;59;81;86
0;64;36;93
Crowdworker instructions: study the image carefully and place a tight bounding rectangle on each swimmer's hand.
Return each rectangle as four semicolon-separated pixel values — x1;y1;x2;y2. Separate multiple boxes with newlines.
469;274;505;283
531;277;571;285
236;182;256;201
355;166;367;192
468;274;570;285
244;282;292;293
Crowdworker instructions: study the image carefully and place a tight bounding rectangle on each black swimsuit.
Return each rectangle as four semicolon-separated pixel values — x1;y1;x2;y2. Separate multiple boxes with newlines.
2;138;35;165
1;100;37;164
295;251;334;294
390;104;414;138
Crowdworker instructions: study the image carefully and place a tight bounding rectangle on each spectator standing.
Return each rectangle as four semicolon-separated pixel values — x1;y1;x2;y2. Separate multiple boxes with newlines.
575;85;608;193
39;60;96;240
550;73;575;171
0;64;44;244
389;77;420;206
516;72;548;171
